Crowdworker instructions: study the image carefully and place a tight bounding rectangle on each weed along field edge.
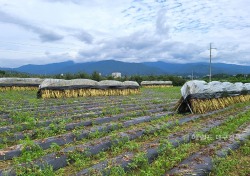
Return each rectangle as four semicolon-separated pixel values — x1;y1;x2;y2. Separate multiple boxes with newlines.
0;87;249;176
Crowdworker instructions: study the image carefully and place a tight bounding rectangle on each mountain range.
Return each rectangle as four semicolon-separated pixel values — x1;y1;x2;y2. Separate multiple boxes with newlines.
1;60;250;76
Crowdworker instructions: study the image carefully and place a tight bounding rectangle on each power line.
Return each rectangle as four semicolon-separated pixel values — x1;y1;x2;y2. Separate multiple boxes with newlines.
0;40;82;56
0;40;80;50
0;48;46;55
0;49;76;58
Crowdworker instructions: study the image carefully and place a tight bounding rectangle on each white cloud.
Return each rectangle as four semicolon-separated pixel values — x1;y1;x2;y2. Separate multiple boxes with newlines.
0;0;250;67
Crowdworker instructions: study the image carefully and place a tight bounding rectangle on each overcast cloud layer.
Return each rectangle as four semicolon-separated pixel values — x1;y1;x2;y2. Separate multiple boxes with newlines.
0;0;250;67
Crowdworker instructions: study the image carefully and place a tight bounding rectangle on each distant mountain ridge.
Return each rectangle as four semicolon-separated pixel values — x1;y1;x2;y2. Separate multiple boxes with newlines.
143;61;250;75
1;60;250;76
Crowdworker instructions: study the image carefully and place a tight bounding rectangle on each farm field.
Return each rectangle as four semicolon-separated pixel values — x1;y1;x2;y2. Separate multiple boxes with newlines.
0;87;249;176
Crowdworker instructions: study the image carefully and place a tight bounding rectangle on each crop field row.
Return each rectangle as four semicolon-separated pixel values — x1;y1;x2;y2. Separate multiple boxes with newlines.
0;87;249;176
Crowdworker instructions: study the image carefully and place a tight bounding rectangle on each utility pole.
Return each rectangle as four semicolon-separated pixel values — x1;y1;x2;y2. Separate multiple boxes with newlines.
209;43;217;82
192;70;194;80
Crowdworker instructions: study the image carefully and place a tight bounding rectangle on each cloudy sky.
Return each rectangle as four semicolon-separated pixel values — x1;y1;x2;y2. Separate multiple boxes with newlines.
0;0;250;67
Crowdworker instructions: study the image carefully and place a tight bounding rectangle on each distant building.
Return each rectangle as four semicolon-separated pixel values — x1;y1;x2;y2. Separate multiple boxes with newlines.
112;72;121;78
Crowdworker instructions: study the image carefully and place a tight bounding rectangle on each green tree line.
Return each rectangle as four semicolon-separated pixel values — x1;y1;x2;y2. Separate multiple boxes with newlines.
1;70;249;86
203;74;250;83
0;70;186;86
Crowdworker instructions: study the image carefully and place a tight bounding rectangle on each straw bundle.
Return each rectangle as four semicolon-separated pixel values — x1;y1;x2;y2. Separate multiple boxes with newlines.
0;78;44;91
37;79;140;99
175;80;250;114
141;81;173;88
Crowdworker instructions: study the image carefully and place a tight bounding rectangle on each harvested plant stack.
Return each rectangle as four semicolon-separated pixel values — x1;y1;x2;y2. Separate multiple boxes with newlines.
141;81;173;88
175;80;250;114
37;79;140;98
0;78;44;91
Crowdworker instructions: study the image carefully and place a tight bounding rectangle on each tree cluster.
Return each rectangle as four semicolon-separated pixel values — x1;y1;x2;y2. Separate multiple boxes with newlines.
203;74;250;83
2;70;249;86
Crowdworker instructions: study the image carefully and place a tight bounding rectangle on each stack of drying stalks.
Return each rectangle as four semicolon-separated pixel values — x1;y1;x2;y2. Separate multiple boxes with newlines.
141;81;173;88
37;79;140;99
0;78;44;91
175;80;250;114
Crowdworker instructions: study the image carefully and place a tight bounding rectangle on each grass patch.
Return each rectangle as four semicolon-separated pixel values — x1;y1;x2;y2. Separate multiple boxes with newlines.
211;139;250;176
